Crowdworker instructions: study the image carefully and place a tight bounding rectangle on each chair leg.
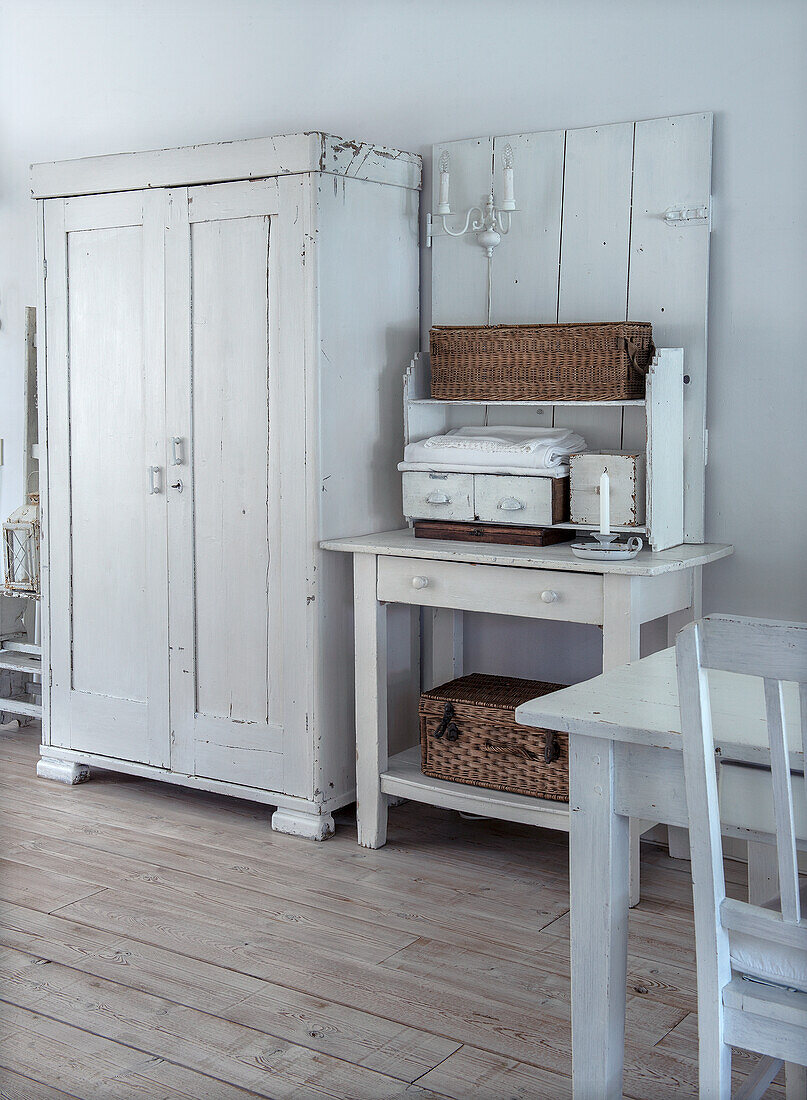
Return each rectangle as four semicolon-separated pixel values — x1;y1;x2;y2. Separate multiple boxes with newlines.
698;1033;732;1100
785;1062;807;1100
735;1056;783;1100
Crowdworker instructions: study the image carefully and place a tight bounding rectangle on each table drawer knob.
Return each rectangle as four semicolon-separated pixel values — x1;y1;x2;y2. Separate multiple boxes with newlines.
412;576;430;590
540;590;559;604
425;492;450;505
498;496;525;511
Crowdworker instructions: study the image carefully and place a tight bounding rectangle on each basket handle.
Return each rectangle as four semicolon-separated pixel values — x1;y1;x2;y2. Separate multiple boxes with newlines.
483;732;561;764
623;337;656;377
484;739;539;762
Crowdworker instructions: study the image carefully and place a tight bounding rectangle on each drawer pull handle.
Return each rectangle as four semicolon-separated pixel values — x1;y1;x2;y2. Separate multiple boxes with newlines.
425;492;450;505
540;590;559;604
412;576;430;590
498;496;525;511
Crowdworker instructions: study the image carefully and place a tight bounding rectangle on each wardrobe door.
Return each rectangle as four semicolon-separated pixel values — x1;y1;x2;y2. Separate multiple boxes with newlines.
45;191;170;765
166;179;305;793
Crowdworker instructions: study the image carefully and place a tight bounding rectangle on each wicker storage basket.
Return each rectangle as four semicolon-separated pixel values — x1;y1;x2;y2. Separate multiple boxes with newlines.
419;673;568;801
430;322;655;401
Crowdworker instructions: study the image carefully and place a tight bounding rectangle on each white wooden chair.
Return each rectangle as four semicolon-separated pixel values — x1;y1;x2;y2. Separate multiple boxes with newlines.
676;615;807;1099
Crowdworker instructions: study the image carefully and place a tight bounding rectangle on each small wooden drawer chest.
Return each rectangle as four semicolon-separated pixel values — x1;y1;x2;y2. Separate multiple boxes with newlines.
402;471;568;527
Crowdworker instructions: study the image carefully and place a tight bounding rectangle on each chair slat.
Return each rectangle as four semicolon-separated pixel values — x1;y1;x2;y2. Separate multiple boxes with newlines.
764;677;802;923
721;898;807;950
699;615;807;683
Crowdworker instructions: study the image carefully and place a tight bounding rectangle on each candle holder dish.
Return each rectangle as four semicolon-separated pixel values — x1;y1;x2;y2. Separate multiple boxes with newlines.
570;532;644;561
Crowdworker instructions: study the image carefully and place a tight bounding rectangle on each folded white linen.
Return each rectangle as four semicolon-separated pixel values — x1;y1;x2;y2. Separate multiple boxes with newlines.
404;426;586;472
398;461;569;478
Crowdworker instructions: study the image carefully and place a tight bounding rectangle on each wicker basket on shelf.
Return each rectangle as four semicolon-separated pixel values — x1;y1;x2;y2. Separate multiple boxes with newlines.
419;673;568;801
429;321;655;401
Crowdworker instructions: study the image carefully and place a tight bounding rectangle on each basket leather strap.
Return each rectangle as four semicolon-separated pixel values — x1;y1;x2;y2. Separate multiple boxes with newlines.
623;337;656;377
483;733;562;764
484;739;539;762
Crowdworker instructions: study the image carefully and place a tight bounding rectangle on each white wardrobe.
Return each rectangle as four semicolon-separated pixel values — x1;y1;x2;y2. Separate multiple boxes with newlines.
33;132;421;838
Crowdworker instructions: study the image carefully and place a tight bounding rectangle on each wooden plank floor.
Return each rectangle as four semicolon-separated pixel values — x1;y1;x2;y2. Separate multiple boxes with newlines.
0;727;784;1099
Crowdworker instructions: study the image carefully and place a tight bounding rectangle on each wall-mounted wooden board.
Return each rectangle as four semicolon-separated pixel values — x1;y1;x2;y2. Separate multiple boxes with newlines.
431;113;712;543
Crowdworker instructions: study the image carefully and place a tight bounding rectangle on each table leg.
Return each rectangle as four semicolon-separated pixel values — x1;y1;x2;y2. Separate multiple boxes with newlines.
570;733;630;1099
666;567;701;860
353;554;388;849
603;575;644;908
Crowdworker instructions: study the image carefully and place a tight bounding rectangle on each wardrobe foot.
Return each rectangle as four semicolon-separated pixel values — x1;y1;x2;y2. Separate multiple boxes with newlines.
37;757;91;785
271;808;335;841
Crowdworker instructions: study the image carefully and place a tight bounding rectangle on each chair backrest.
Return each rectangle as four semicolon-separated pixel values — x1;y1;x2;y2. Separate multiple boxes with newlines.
676;615;807;982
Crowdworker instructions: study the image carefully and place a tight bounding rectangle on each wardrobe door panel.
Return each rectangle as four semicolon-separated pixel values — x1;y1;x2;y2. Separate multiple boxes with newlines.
191;216;276;727
45;192;170;766
167;179;290;791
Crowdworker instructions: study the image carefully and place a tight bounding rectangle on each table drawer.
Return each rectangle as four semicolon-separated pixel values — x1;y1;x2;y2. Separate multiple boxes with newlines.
402;472;474;522
377;556;603;624
473;474;566;526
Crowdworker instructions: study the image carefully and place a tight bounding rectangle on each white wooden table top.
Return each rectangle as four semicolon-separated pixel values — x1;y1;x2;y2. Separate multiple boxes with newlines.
320;529;733;577
516;646;804;767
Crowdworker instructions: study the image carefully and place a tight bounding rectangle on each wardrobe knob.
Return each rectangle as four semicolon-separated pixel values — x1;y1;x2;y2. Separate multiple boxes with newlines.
412;576;430;590
540;590;559;604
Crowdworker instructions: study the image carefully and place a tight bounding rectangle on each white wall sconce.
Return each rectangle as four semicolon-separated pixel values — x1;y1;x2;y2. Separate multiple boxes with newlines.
426;144;518;258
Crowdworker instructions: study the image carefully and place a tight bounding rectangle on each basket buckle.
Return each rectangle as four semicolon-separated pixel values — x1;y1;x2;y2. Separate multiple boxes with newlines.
434;702;456;739
544;731;561;764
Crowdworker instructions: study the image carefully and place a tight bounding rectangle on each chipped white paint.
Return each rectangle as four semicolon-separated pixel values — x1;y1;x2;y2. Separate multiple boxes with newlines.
35;134;420;837
36;757;89;785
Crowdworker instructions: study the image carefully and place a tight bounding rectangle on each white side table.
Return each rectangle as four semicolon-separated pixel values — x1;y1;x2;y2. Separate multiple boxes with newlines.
322;529;732;904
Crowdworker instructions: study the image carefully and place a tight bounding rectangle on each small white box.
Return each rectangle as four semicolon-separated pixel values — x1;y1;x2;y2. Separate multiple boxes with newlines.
570;451;646;527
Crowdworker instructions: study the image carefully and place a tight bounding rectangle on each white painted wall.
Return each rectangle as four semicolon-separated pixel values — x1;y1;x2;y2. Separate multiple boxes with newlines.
1;0;805;676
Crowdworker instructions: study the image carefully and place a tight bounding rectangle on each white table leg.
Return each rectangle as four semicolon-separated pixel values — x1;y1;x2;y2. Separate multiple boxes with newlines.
353;554;388;849
570;733;630;1099
666;566;701;861
603;574;645;908
428;607;463;689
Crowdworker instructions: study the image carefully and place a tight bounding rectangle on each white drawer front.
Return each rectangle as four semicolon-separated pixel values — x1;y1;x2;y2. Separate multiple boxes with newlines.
377;556;603;624
402;471;474;522
473;474;557;526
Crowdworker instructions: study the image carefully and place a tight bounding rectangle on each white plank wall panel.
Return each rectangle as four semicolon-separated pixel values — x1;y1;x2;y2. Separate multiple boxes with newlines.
554;121;634;450
431;137;492;324
491;130;564;324
627;113;713;542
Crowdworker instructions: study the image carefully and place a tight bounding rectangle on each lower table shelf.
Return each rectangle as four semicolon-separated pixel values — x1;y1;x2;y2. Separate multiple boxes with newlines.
380;746;571;831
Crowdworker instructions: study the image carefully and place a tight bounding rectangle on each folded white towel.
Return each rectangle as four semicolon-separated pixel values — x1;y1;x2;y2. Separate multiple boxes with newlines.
398;461;570;479
404;426;586;473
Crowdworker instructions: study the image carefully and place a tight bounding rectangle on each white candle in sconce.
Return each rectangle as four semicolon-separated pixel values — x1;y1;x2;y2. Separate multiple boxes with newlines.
599;470;611;536
437;151;450;214
501;143;515;211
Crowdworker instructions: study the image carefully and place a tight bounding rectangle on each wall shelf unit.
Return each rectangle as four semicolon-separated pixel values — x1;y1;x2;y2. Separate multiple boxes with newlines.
403;347;686;552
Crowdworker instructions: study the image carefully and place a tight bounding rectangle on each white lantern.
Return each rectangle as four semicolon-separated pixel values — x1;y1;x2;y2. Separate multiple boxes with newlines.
3;494;40;597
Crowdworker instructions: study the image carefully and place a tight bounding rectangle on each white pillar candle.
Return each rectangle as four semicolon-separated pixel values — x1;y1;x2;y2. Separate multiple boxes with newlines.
501;143;515;210
437;151;450;214
599;470;611;535
503;166;515;208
